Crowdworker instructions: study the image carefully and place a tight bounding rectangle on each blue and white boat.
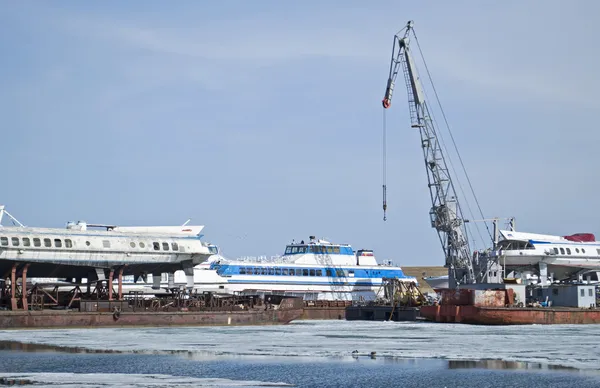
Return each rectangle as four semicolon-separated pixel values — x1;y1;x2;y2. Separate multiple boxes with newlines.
188;236;417;301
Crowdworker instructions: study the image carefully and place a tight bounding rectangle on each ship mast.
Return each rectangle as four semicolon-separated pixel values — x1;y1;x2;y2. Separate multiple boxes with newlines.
381;21;475;287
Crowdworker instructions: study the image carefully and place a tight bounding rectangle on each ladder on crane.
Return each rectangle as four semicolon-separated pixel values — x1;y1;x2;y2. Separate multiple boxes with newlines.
380;21;486;287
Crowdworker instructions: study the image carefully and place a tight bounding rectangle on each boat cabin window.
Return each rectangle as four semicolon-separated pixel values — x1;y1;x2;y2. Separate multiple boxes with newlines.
309;269;315;276
139;242;145;248
576;248;580;253
44;238;51;248
275;268;282;275
171;242;178;251
315;269;322;276
162;242;169;251
153;242;160;251
289;269;295;276
553;248;559;254
302;269;309;276
582;248;586;253
326;269;333;277
260;267;266;275
102;240;111;248
0;237;7;246
65;239;73;248
130;242;136;248
560;248;565;255
497;240;535;250
282;268;288;275
566;248;571;255
11;237;19;247
581;289;585;297
268;268;274;275
33;238;41;247
239;267;246;274
597;249;600;255
22;237;30;247
590;289;594;297
54;239;62;248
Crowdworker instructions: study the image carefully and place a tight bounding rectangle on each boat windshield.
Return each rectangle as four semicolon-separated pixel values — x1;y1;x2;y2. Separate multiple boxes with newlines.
284;245;342;254
497;240;535;250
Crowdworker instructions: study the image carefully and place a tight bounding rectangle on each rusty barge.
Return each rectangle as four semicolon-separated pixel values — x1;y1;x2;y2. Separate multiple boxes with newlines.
0;282;304;329
0;254;303;329
420;286;600;325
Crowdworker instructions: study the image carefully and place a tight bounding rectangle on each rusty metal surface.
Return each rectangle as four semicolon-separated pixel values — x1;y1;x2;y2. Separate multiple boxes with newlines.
471;290;506;307
420;304;600;325
439;289;472;306
301;307;346;320
0;297;304;329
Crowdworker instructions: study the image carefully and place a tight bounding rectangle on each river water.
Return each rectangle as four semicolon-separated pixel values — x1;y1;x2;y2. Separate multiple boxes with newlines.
0;320;599;387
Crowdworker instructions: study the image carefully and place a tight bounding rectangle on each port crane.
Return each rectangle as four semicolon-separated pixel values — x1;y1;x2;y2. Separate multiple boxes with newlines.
381;21;488;287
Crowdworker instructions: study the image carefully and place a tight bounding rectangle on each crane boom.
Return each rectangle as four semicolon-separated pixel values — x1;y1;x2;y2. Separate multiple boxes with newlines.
382;21;475;286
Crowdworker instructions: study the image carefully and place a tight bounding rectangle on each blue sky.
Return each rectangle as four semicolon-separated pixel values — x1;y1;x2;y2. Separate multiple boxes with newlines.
1;1;599;265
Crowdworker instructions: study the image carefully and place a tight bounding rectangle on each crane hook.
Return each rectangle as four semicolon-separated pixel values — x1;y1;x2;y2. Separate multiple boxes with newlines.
382;184;387;221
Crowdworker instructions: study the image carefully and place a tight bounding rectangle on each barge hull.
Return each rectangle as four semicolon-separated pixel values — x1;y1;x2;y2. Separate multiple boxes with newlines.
420;305;600;325
345;306;419;321
301;307;345;320
0;308;303;329
301;301;351;320
0;296;305;329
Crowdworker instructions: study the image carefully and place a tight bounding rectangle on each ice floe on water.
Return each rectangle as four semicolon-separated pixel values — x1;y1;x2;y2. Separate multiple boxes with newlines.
0;373;293;387
0;320;599;371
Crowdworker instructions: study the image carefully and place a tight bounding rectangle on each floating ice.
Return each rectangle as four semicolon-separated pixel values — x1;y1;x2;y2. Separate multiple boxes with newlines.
0;320;599;371
0;372;293;387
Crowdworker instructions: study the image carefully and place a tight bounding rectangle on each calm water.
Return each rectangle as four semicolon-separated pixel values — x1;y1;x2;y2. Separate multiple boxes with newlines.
0;320;599;387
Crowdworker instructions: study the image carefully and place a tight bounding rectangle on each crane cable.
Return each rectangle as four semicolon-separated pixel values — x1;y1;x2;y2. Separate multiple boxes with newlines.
412;30;492;242
382;108;387;221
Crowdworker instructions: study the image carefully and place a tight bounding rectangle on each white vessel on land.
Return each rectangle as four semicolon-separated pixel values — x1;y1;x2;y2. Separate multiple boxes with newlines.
488;229;600;284
170;236;418;301
0;205;217;287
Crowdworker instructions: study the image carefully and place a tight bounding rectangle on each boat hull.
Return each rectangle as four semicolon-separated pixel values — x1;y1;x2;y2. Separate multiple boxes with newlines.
420;304;600;325
0;297;304;329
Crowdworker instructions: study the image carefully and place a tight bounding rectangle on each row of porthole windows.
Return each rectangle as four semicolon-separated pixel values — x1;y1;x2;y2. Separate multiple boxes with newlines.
238;267;355;277
0;237;179;252
103;241;179;251
107;241;180;251
122;241;180;251
148;242;178;251
554;247;587;255
0;236;73;248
